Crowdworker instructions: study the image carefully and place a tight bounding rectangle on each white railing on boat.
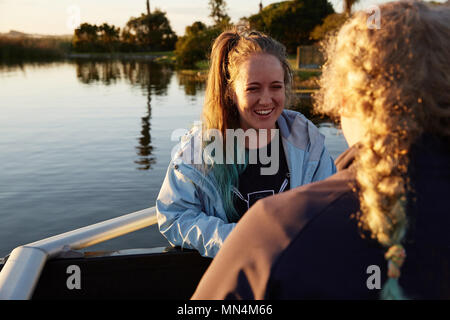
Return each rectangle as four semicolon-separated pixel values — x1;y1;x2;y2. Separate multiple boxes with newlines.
0;206;158;300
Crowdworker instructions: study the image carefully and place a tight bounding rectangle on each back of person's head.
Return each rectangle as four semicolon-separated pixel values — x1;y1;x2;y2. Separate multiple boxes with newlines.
202;28;293;136
315;0;450;299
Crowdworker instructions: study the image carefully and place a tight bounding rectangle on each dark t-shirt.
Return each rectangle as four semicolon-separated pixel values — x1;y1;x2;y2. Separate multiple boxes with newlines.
233;134;290;221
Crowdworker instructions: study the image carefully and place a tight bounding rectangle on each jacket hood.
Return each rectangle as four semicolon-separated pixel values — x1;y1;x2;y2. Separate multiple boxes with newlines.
277;109;326;162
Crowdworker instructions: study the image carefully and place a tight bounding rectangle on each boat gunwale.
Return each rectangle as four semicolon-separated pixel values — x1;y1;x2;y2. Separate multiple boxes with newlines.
0;206;159;300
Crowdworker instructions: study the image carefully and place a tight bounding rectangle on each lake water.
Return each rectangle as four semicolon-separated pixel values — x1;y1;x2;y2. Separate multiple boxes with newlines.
0;60;347;258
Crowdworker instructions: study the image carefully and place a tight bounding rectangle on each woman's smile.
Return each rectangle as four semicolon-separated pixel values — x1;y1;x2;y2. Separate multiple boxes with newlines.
232;53;286;132
254;107;275;116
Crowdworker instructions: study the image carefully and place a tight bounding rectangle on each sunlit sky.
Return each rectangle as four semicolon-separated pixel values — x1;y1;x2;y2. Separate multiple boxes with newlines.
0;0;446;36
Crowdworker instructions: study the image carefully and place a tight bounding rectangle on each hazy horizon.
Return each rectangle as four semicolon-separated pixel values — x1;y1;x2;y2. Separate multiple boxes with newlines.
0;0;446;37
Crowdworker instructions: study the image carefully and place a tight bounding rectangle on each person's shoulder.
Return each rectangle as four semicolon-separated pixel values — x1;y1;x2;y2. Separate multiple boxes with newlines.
263;169;356;226
279;109;325;151
262;171;383;299
178;123;202;149
171;124;204;167
191;169;358;299
280;109;311;128
230;168;357;262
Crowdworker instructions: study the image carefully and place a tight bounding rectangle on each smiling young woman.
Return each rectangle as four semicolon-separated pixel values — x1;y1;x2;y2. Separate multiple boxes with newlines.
155;29;336;258
232;53;285;133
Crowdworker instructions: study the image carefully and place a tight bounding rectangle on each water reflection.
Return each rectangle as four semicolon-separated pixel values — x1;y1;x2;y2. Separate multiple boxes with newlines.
74;60;174;170
0;61;66;76
135;93;156;170
75;59;122;85
175;71;206;96
74;59;173;94
123;61;173;96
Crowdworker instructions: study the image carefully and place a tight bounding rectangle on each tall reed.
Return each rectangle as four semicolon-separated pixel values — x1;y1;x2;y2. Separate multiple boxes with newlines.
0;36;72;62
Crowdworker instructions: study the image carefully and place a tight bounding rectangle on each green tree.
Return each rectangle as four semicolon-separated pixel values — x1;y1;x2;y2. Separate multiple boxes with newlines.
343;0;360;15
247;0;334;53
122;9;177;51
175;0;234;68
309;13;347;41
73;23;121;52
98;23;121;51
208;0;231;27
73;23;99;52
175;21;221;68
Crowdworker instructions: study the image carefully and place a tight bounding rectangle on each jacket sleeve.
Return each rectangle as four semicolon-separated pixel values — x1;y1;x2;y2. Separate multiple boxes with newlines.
311;146;337;183
156;163;236;258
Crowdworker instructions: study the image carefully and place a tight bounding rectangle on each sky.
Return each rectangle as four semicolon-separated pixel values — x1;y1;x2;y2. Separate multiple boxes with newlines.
0;0;446;36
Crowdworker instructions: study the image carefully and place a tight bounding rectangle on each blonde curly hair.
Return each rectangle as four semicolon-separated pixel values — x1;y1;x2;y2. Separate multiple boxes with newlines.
314;1;450;299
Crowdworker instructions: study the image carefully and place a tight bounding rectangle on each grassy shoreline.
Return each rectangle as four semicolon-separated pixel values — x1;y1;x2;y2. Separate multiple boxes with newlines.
65;51;176;63
0;36;71;62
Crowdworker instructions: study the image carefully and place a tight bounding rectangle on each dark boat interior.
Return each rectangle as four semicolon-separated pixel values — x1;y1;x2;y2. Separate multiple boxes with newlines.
1;247;212;300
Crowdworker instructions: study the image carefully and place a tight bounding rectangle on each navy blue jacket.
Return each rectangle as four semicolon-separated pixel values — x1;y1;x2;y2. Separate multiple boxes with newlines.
192;137;450;299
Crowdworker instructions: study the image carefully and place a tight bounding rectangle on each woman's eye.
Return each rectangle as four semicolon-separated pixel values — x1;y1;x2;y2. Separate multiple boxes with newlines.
246;87;258;92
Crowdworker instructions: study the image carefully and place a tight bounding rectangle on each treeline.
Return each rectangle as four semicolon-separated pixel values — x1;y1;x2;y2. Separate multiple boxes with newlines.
72;0;342;67
73;9;177;53
176;0;339;68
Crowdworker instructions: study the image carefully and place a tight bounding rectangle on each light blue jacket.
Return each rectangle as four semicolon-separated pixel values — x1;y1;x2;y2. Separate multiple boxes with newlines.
156;110;336;258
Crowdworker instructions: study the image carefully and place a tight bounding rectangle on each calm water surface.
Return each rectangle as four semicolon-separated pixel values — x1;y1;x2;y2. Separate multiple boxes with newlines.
0;60;347;257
